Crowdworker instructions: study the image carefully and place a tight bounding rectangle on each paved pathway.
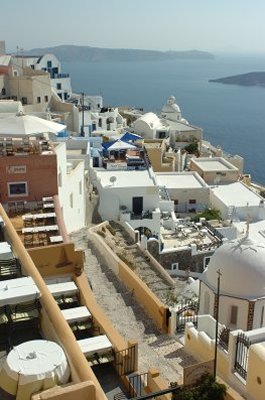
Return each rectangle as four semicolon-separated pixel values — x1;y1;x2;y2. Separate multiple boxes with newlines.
70;225;196;384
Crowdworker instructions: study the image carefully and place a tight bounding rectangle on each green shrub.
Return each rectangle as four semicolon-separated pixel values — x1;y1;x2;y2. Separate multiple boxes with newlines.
192;208;221;223
184;141;198;154
173;374;226;400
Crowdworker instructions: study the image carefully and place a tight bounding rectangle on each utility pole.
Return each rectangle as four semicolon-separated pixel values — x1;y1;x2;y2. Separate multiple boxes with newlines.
80;92;85;137
214;269;222;379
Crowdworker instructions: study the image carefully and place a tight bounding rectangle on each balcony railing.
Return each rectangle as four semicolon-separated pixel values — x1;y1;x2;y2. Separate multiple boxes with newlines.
51;73;70;79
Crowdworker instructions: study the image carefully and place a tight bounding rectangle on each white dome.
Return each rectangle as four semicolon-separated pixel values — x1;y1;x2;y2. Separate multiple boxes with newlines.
202;236;265;299
162;96;181;114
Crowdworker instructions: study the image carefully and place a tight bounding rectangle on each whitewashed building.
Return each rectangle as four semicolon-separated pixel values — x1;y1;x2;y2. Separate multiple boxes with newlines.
54;142;86;233
13;53;72;101
210;181;265;222
156;171;210;214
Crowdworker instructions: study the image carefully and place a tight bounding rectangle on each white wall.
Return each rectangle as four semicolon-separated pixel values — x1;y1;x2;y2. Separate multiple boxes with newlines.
54;142;86;233
97;185;159;221
253;299;265;329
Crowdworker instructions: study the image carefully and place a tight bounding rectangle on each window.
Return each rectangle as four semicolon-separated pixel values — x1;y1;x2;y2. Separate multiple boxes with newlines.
21;97;27;105
261;306;264;327
64;92;68;100
230;305;238;326
37;96;41;103
98;118;102;128
57;83;62;90
44;95;49;102
203;256;211;270
204;291;210;314
8;182;28;197
189;199;196;204
70;193;73;208
159;131;166;139
171;263;179;271
47;61;52;68
174;199;179;205
79;181;82;195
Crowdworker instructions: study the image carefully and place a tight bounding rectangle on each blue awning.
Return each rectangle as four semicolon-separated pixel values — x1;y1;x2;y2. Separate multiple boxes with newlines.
120;132;142;142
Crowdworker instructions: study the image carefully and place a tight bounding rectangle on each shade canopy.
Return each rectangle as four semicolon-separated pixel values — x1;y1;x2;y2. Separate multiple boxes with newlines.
0;113;66;137
103;139;137;151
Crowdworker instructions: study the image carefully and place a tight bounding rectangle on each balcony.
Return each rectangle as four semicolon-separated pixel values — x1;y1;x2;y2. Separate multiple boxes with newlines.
51;73;70;79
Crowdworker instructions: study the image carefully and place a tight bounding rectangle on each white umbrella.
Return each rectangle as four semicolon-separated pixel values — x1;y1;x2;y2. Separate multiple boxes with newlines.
0;112;66;137
107;139;137;150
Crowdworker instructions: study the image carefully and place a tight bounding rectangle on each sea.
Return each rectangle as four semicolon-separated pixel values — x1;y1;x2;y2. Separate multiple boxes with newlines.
63;54;265;185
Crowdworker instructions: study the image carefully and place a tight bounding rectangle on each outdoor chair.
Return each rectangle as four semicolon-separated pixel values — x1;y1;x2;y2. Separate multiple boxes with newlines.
70;319;93;340
0;258;22;280
0;306;11;351
55;294;80;310
8;300;41;344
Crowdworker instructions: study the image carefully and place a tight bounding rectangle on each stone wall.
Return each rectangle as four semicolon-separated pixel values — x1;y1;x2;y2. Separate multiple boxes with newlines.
147;240;214;274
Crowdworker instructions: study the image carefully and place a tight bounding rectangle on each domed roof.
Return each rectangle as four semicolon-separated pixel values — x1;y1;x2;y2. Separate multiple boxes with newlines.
162;96;181;114
135;112;165;129
202;236;265;299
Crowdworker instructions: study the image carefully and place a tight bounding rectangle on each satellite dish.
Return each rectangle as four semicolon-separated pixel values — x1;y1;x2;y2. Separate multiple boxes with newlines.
109;176;117;185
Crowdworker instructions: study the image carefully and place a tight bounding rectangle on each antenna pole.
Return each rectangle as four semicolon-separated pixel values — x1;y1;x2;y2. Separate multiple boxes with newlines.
214;269;222;379
80;92;85;137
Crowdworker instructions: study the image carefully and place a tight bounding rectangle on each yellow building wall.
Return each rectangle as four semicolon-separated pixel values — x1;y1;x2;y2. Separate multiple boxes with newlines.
31;381;96;400
246;344;265;400
28;243;84;277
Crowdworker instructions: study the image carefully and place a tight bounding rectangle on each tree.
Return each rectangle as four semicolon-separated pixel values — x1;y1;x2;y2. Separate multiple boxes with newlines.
173;374;226;400
191;208;221;223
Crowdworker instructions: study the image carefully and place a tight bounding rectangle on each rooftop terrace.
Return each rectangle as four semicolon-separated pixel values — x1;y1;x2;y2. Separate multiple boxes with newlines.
161;219;222;251
0;136;54;157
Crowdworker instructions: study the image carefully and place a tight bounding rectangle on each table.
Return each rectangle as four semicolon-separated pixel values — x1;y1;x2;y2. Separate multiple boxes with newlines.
47;281;78;297
61;306;91;323
78;335;112;357
0;277;40;306
0;340;70;400
22;225;59;234
43;202;54;209
42;196;53;202
49;235;63;243
22;212;56;220
0;242;13;260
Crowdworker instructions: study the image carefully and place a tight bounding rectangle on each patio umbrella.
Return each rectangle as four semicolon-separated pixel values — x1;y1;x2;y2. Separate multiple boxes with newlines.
107;139;137;150
0;112;66;137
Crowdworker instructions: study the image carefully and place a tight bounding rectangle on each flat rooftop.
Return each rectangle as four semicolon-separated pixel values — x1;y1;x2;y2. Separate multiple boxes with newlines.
160;221;221;251
192;157;237;172
234;221;265;243
96;169;156;188
212;182;262;207
156;172;207;189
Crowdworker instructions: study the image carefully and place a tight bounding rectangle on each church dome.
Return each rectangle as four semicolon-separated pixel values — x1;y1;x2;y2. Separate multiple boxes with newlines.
202;236;265;299
162;95;181;114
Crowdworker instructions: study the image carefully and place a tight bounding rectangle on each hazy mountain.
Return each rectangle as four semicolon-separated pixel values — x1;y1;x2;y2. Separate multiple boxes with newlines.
209;72;265;87
26;45;214;62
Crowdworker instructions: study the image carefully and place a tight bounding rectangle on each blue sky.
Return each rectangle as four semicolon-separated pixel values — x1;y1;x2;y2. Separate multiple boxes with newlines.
2;0;265;54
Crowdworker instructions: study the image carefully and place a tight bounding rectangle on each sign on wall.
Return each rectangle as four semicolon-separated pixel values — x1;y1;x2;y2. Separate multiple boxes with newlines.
6;165;27;174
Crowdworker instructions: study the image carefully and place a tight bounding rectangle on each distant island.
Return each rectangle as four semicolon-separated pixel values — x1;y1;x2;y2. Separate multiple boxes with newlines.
26;45;214;62
209;72;265;87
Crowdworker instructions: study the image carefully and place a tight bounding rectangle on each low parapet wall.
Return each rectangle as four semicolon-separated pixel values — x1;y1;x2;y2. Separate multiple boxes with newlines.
89;222;169;333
